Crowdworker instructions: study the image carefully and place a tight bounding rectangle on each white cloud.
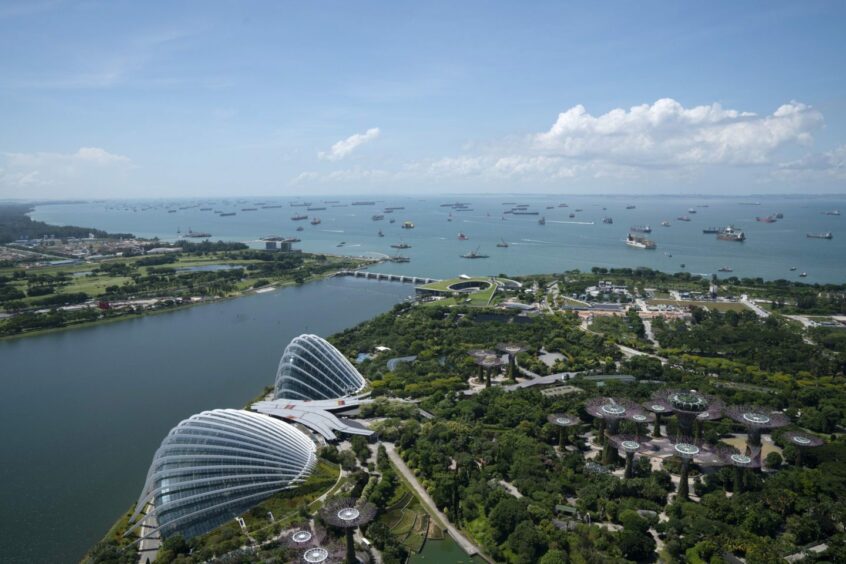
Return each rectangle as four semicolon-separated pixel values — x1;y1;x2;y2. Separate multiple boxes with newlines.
534;98;822;166
0;147;133;197
776;144;846;180
318;128;380;161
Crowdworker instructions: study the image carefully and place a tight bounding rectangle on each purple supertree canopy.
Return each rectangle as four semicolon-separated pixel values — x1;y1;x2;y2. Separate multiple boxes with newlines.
628;411;655;424
320;498;377;529
548;413;581;428
468;349;503;368
585;397;647;421
653;389;723;419
659;437;724;467
716;445;762;469
784;431;824;448
608;434;654;454
726;405;790;430
497;342;529;355
643;398;674;415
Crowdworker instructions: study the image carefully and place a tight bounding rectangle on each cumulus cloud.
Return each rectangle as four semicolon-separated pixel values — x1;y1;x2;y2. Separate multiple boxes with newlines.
0;147;132;196
534;98;822;166
776;144;846;180
318;128;380;161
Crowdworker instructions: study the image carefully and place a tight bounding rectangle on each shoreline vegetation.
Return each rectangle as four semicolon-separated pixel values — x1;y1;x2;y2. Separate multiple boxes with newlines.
87;265;846;563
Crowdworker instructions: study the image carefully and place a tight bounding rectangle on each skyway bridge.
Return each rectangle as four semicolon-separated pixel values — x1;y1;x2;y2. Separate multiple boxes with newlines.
334;269;440;285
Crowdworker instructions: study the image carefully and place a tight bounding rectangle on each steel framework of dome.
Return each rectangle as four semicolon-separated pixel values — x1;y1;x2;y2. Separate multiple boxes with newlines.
129;409;317;541
274;334;366;400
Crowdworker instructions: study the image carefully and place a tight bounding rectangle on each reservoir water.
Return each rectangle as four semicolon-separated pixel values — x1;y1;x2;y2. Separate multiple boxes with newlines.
0;277;414;564
31;194;846;283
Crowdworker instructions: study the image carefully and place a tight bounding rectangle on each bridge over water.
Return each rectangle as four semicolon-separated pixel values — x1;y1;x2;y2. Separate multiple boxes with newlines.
335;269;440;285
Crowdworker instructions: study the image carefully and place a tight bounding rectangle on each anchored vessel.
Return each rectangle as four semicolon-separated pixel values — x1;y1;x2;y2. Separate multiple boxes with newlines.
626;233;657;249
807;232;833;239
461;246;489;259
630;225;651;233
717;226;745;241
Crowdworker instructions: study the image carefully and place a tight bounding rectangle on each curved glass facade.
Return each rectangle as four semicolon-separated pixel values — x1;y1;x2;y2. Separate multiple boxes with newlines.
274;334;366;400
132;409;316;539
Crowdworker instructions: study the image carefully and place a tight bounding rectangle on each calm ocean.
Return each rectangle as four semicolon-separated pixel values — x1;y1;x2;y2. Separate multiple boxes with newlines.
31;194;846;283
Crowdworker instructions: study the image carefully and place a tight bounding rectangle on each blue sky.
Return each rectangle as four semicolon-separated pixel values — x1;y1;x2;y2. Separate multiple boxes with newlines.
1;1;844;198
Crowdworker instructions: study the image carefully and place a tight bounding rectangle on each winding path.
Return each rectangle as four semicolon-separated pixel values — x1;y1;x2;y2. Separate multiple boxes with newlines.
383;442;481;557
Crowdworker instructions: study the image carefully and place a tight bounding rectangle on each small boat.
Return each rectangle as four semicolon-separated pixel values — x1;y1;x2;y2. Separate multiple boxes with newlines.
800;272;808;278
717;226;745;241
569;212;576;218
661;220;671;227
310;217;321;225
626;205;636;209
389;218;396;224
718;266;733;273
391;242;411;249
688;208;697;214
496;238;509;248
458;232;469;240
664;252;673;257
546;206;554;209
538;216;546;225
372;214;384;221
756;216;777;223
702;227;721;234
296;226;304;231
402;221;414;229
807;232;833;239
461;247;489;259
790;266;797;271
823;210;840;216
677;215;691;222
680;263;686;268
630;225;651;233
602;217;613;224
336;241;345;247
377;229;384;237
775;212;784;219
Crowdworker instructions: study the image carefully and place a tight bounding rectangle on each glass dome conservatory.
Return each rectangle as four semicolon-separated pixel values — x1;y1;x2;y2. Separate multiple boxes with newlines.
274;334;366;400
130;409;316;540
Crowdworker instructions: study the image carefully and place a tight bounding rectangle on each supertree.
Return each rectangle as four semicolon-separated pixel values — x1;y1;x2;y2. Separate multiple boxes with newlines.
497;342;529;378
717;445;761;493
608;435;654;479
468;349;503;388
726;405;790;459
320;498;377;564
627;411;655;437
585;398;649;463
547;413;581;449
302;547;330;563
654;389;724;438
643;397;674;437
659;437;723;500
784;431;824;466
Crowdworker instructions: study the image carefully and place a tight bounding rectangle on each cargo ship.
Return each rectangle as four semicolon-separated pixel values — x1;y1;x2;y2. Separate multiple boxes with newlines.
756;215;777;223
661;220;671;227
291;214;308;221
310;217;321;225
807;232;833;239
717;226;745;241
823;210;841;216
702;227;721;234
307;207;327;211
220;212;236;217
184;229;211;238
390;241;411;249
677;215;691;222
352;201;376;206
602;217;613;224
626;233;656;249
372;214;384;221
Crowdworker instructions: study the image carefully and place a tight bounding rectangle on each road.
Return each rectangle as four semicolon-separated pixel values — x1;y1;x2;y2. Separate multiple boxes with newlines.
383;443;481;557
740;295;770;318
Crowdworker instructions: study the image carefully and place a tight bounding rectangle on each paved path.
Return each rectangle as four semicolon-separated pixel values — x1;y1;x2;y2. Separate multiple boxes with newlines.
740;295;770;318
617;344;668;365
383;443;481;557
